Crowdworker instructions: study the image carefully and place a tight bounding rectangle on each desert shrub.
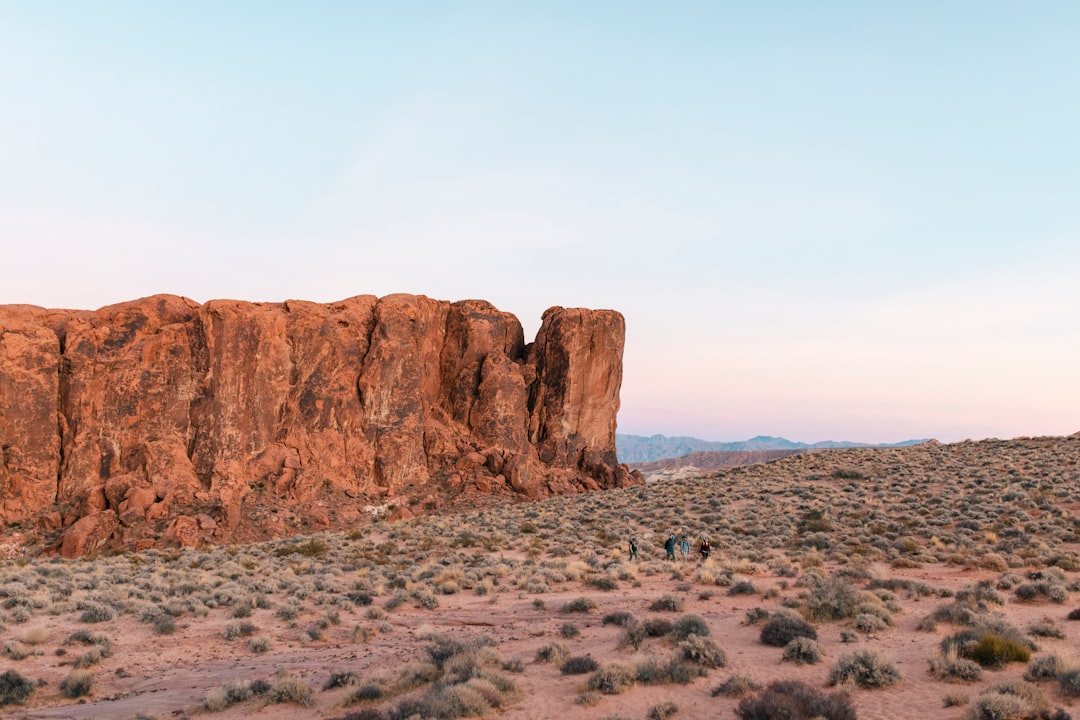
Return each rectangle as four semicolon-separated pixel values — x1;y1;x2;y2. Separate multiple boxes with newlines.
2;640;28;660
1016;583;1069;604
800;574;861;622
965;692;1033;720
60;670;93;698
760;613;817;647
617;621;646;650
966;633;1033;668
412;590;439;610
634;658;671;686
270;671;313;705
249;636;270;653
0;669;35;706
154;615;177;635
78;602;114;623
650;594;684;612
573;691;601;706
712;674;761;698
736;680;856;720
561;656;599;675
324;671;360;690
1028;620;1065;639
561;597;596;613
602;611;636;627
73;648;103;668
929;647;983;682
1025;655;1065;682
648;701;679;720
534;642;569;665
965;681;1051;720
63;630;112;656
275;538;327;557
351;683;384;702
1060;669;1080;698
783;637;823;665
224;621;259;640
919;601;978;630
348;591;374;606
744;607;769;625
729;581;758;596
589;576;618;591
944;691;970;707
957;582;1007;609
853;612;888;633
1067;608;1080;621
679;634;726;668
586;662;636;694
559;622;580;639
827;650;900;689
672;613;710;640
643;617;674;637
338;711;386;720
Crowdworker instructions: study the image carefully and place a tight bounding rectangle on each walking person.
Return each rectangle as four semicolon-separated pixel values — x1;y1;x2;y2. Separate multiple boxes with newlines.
679;536;690;560
700;537;711;561
629;538;639;561
664;533;676;561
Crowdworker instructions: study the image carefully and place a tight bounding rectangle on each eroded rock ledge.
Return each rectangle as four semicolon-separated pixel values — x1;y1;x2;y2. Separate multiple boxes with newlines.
0;294;640;555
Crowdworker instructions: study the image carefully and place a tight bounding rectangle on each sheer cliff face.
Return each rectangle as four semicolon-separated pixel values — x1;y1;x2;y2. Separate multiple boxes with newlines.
0;294;639;555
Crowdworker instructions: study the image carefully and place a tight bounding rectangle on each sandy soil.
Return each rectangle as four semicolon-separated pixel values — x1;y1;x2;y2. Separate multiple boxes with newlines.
5;558;1077;720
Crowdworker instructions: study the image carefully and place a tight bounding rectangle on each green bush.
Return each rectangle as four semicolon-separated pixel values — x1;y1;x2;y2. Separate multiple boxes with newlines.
967;633;1033;668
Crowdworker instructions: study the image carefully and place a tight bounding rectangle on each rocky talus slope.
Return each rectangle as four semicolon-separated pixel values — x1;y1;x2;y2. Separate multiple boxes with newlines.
0;294;639;556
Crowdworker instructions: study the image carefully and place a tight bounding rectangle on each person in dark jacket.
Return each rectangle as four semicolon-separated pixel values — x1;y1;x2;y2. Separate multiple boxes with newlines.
700;537;711;561
629;538;639;561
664;534;676;560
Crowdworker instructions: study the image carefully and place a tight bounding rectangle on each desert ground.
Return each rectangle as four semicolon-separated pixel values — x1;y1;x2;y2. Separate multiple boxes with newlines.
1;436;1079;720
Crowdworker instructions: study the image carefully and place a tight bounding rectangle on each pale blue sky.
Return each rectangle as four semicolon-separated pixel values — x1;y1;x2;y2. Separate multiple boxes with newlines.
2;2;1077;443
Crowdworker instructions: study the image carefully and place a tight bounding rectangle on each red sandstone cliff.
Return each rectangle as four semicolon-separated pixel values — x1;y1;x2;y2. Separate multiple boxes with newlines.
0;294;640;556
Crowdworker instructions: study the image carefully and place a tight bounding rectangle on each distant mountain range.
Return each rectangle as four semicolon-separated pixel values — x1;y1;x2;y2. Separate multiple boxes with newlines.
616;433;931;464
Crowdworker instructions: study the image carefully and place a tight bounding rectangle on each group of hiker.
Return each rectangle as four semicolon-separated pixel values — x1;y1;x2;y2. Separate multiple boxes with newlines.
627;534;710;561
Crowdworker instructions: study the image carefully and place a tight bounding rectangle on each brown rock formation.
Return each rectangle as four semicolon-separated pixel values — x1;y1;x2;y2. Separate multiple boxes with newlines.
0;294;640;554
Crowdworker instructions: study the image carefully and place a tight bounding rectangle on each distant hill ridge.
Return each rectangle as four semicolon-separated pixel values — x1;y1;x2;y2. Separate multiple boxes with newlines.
616;433;930;464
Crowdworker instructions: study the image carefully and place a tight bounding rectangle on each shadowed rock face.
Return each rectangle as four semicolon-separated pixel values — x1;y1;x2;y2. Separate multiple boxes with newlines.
0;294;640;555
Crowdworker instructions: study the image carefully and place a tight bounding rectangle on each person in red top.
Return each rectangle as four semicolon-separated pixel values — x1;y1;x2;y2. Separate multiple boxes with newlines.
700;538;711;560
